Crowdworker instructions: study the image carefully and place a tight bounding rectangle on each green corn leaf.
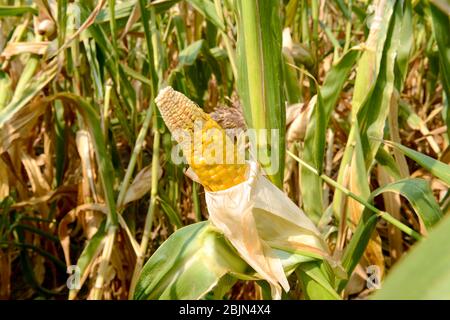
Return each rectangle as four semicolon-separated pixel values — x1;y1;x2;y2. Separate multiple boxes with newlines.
351;0;396;118
172;14;188;50
394;1;413;89
236;0;285;188
158;195;183;228
177;40;221;76
134;220;333;300
0;71;12;110
301;49;359;222
0;5;37;16
297;261;341;300
134;222;250;300
51;93;118;226
177;40;205;66
333;3;412;292
95;1;137;23
337;177;443;292
332;121;371;223
122;64;153;87
335;0;351;20
375;148;402;180
77;3;137;134
371;179;443;229
358;0;413;166
429;1;450;139
336;208;378;292
150;0;180;14
383;140;450;186
168;39;222;101
187;0;225;31
373;214;450;299
57;0;68;46
282;50;301;104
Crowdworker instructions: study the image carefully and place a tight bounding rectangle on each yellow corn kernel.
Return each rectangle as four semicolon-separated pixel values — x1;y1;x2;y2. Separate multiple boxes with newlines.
155;87;248;191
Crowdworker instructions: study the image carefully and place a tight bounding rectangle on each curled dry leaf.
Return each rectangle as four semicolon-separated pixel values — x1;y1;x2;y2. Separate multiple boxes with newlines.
377;166;403;262
0;98;48;154
76;130;104;239
287;98;314;143
58;204;109;267
11;185;77;208
286;103;302;126
76;130;98;202
123;164;163;206
20;150;50;195
284;100;313;185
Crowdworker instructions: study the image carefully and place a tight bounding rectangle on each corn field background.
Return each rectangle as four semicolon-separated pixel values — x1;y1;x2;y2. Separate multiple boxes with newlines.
0;0;449;300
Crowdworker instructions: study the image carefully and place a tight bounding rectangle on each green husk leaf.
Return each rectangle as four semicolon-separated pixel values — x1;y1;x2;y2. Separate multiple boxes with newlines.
297;261;341;300
134;222;249;300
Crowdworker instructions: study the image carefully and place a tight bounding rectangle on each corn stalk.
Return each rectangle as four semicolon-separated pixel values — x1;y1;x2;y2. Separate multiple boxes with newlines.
236;0;285;188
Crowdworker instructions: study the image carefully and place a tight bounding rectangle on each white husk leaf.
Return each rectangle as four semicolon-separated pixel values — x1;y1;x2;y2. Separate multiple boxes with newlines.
198;161;329;299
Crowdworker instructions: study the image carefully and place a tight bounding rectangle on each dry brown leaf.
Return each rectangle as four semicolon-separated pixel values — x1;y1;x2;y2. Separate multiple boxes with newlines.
58;204;108;267
76;130;98;202
123;164;162;206
76;130;102;239
0;41;50;59
388;94;410;177
120;4;141;40
11;185;77;208
377;165;403;262
20;150;50;195
33;255;46;286
0;158;9;199
0;98;48;154
284;101;313;186
286;103;302;126
346;149;385;295
287;98;314;143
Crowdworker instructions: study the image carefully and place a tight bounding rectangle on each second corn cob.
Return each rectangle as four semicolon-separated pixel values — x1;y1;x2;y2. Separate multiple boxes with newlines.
155;86;248;192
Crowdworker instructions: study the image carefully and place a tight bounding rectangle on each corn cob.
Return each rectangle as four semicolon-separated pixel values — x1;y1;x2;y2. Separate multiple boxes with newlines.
155;87;248;191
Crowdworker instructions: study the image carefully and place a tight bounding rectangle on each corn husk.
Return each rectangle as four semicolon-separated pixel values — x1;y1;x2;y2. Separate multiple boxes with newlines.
187;161;331;299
